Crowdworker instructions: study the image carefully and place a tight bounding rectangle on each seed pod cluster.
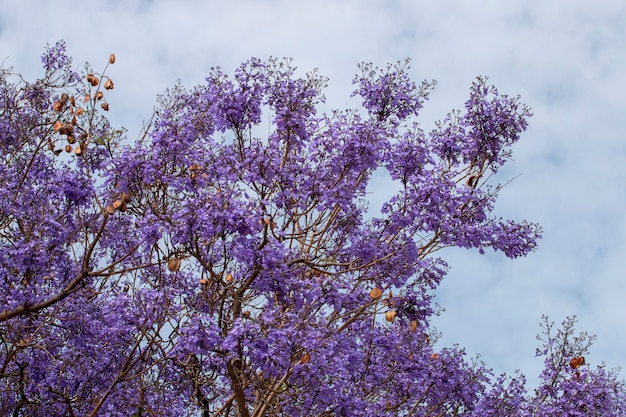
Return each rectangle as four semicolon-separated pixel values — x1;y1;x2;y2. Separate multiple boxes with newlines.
50;88;89;155
105;192;131;215
84;53;116;112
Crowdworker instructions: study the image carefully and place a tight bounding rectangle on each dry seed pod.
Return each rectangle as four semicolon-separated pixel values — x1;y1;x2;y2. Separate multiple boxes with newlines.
109;53;116;64
104;79;114;90
75;107;84;116
569;356;585;369
300;353;311;364
199;278;209;285
101;102;109;111
83;94;90;103
410;320;418;332
53;120;63;131
67;135;77;144
112;199;123;210
431;353;439;360
167;258;181;272
119;202;127;212
65;144;73;153
369;287;383;300
385;310;396;323
105;204;116;215
53;101;63;112
60;93;69;103
466;175;479;188
59;125;73;136
87;74;99;86
95;91;104;101
69;95;76;106
225;272;233;282
73;145;82;155
243;310;251;318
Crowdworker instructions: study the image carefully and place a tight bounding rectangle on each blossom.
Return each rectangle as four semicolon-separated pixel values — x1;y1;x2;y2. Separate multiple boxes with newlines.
0;43;621;416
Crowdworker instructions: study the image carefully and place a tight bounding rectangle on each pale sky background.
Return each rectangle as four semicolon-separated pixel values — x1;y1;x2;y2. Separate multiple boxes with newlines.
2;0;625;388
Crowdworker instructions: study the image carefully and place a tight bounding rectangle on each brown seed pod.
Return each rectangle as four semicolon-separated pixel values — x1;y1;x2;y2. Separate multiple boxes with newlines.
109;53;116;64
112;199;123;210
75;107;84;116
410;320;418;332
67;135;77;144
569;356;585;369
69;95;76;107
87;74;99;86
369;287;383;300
431;352;439;360
225;272;233;282
300;353;311;364
105;204;116;215
104;79;114;90
385;310;396;323
60;93;69;103
119;202;127;212
73;144;82;155
82;94;90;103
65;144;73;153
167;258;181;272
95;91;104;101
53;120;63;131
466;174;479;188
199;278;209;285
53;101;63;112
101;102;109;111
59;124;74;136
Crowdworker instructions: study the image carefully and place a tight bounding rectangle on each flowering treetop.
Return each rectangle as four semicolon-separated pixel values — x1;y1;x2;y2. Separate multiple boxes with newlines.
0;41;623;417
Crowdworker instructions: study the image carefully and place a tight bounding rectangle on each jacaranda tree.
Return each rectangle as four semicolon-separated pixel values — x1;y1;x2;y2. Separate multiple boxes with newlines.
1;41;624;416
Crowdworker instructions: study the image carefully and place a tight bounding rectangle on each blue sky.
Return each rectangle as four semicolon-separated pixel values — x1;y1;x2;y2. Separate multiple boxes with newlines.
2;0;625;386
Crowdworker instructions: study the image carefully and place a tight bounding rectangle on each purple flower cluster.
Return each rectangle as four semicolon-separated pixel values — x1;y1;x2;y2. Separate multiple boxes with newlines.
0;44;624;416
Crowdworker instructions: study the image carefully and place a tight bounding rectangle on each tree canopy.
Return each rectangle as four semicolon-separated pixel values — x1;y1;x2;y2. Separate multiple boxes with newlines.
1;40;624;416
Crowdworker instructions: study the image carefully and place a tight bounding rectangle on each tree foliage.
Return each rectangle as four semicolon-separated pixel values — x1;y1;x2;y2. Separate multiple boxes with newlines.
0;41;624;416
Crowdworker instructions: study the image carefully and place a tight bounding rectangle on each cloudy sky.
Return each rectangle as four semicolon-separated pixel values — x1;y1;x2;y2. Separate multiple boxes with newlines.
2;0;625;387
